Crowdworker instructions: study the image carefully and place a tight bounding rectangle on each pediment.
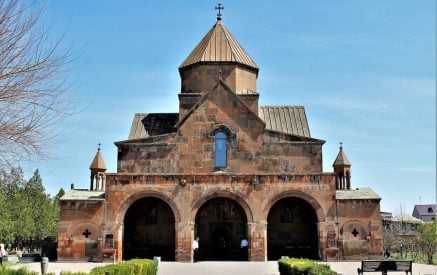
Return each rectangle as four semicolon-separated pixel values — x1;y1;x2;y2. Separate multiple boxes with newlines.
176;80;265;138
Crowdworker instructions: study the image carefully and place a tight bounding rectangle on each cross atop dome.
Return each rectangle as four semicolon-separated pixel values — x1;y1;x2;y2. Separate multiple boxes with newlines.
215;3;224;20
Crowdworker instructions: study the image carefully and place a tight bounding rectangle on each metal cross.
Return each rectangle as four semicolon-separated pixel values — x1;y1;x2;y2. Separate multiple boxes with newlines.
83;229;92;238
215;4;224;19
339;142;343;149
98;142;101;151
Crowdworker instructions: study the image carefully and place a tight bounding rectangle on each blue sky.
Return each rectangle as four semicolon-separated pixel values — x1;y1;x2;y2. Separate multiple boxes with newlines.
23;1;435;215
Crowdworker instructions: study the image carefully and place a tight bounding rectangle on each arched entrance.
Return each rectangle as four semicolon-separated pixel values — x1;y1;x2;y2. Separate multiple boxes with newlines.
123;197;175;260
195;197;248;261
267;197;318;260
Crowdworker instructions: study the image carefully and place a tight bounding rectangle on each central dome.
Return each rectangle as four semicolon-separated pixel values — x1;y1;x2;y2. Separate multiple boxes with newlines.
179;19;258;71
179;19;259;95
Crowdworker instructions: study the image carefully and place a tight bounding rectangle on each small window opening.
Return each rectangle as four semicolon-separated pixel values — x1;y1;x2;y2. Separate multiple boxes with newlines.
105;234;114;248
215;131;227;167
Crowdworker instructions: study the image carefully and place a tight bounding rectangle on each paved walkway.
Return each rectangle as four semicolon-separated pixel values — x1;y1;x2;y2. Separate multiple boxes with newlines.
12;261;437;275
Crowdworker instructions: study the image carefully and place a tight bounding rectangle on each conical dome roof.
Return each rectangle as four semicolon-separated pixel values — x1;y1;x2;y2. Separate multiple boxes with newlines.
333;145;351;166
90;147;106;171
179;19;258;71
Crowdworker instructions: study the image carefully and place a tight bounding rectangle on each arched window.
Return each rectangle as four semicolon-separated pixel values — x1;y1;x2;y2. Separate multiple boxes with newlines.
215;131;227;167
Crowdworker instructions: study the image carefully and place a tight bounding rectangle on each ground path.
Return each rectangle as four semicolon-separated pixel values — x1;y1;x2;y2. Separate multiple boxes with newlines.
12;261;437;275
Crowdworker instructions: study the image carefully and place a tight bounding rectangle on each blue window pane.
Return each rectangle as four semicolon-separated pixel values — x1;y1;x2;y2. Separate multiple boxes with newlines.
215;131;227;167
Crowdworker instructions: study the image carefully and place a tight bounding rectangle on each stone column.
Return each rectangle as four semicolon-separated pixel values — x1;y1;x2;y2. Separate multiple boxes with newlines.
318;222;325;260
115;222;123;262
175;221;193;262
248;221;267;261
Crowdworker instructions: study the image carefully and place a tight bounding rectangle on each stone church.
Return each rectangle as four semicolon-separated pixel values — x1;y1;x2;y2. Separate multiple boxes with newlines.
57;11;383;262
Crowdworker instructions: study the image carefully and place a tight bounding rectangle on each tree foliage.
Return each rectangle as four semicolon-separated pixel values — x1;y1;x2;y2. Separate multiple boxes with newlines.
417;221;437;264
0;0;74;166
0;167;63;252
383;219;437;264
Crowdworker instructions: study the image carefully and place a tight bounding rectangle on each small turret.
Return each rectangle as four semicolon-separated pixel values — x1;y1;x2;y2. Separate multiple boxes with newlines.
333;143;351;190
90;143;107;191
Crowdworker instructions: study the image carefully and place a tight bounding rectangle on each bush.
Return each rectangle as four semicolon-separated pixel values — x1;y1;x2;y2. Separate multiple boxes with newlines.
0;266;54;275
90;259;157;275
278;258;338;275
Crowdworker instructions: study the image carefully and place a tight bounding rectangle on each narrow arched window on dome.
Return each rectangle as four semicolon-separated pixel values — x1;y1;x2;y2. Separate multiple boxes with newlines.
215;131;227;167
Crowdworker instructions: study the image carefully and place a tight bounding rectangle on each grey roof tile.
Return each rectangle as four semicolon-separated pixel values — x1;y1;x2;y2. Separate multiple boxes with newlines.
128;113;179;140
60;190;105;201
336;188;381;200
258;106;311;137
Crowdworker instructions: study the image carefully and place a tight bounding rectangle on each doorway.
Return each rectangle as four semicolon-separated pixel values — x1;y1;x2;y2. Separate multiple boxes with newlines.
195;197;248;260
267;197;319;260
123;197;175;260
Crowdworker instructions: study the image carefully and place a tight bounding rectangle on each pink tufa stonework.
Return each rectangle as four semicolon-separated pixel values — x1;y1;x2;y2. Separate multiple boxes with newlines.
57;16;383;263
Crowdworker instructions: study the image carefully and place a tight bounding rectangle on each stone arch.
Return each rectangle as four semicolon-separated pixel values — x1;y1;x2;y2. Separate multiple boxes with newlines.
69;221;101;240
68;221;102;261
209;124;236;137
192;191;251;261
340;220;369;240
121;192;177;261
340;220;369;258
116;190;181;224
190;189;253;222
262;190;325;222
265;193;321;260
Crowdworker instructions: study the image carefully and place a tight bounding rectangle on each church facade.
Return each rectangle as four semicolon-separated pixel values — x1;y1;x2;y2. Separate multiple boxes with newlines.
57;14;383;262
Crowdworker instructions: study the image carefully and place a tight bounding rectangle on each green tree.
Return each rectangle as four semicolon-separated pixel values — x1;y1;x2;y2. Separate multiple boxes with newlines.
0;168;63;252
26;169;49;249
0;186;13;243
47;188;65;238
417;221;437;264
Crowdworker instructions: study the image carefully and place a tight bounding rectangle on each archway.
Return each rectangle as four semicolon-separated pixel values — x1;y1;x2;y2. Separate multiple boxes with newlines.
267;197;318;260
123;197;175;260
195;197;248;261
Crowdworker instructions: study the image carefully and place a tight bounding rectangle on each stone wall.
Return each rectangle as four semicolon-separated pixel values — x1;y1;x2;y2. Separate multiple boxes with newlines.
57;201;104;261
336;200;383;260
100;173;338;262
180;64;257;95
117;85;323;175
58;173;383;262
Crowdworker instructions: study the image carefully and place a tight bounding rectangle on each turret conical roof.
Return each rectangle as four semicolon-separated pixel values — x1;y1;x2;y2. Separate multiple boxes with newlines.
179;19;258;71
333;145;351;166
90;146;106;171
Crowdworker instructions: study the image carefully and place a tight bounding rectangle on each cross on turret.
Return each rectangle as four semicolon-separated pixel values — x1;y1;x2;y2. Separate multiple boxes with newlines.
215;4;224;20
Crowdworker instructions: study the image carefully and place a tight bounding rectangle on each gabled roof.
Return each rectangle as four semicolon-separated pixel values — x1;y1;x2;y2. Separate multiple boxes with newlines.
128;113;178;140
336;188;380;200
179;19;258;72
259;106;311;138
413;204;436;216
89;148;106;170
333;146;351;166
412;204;436;222
175;79;265;129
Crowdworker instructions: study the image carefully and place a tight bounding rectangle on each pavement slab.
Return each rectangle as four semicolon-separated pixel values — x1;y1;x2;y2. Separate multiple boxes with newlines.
10;261;437;275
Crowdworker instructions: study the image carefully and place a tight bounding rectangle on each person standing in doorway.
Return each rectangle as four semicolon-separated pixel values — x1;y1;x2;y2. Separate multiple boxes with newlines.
240;237;248;260
193;237;199;262
240;237;248;249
